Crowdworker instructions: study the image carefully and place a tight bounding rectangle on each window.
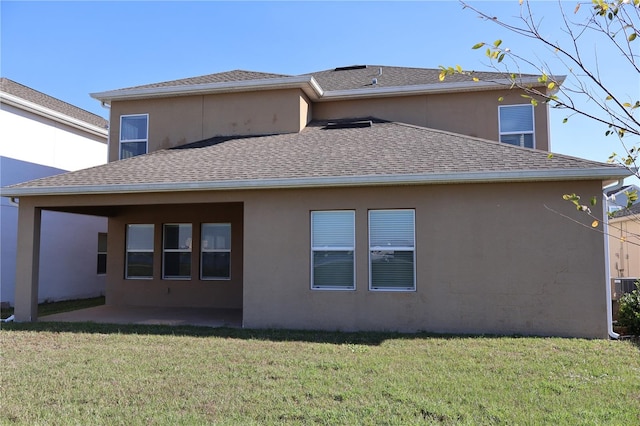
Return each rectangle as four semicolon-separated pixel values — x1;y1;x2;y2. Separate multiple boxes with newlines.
97;232;107;275
311;211;355;290
369;210;415;291
120;114;148;159
163;224;192;279
499;104;534;148
126;224;154;279
201;223;231;279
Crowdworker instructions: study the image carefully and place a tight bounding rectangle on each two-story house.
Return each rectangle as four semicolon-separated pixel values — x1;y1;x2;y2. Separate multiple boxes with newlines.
0;78;108;307
2;66;630;337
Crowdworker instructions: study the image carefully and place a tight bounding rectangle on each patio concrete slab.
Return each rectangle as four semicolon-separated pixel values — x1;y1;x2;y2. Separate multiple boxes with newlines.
39;305;242;328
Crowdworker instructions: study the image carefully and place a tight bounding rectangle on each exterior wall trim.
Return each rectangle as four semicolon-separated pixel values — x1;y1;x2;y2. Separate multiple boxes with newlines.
1;167;631;197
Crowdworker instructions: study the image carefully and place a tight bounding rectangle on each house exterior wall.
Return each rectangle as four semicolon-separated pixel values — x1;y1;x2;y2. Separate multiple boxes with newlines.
108;89;310;161
608;215;640;278
14;179;607;337
241;181;605;338
313;89;550;151
0;103;107;306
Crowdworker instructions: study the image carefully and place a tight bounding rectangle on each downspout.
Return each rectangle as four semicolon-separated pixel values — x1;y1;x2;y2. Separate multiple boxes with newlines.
604;179;625;339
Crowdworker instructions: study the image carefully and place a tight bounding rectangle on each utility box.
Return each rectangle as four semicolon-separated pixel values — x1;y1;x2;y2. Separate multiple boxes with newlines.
611;278;639;301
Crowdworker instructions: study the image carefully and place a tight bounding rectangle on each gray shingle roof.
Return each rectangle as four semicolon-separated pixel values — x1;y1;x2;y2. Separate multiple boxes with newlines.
2;119;627;195
611;202;640;218
304;65;512;91
114;70;293;91
95;65;537;97
0;78;108;129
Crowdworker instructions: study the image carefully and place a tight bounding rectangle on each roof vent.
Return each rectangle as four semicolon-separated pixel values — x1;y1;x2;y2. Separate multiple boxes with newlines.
324;120;372;130
372;78;378;85
334;65;367;72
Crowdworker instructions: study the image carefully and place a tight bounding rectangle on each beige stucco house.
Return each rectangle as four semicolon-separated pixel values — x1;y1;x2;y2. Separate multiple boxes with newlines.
608;202;640;302
1;65;631;338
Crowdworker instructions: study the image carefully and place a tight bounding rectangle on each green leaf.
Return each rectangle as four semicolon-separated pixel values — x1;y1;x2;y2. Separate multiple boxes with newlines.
472;42;485;49
590;196;597;206
497;96;504;102
562;118;568;123
629;33;637;42
547;153;554;159
498;53;505;63
531;99;538;107
493;39;502;47
605;96;613;100
547;82;555;90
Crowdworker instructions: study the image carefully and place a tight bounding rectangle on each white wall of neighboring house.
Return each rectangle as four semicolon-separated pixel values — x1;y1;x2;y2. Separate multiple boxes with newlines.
0;100;108;305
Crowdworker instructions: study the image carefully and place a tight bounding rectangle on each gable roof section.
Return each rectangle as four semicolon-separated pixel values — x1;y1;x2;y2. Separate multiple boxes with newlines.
1;78;108;134
91;65;553;104
2;119;629;197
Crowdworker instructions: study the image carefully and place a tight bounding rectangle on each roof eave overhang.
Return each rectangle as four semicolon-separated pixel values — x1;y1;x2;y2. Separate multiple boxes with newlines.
91;75;555;105
317;76;549;101
91;76;325;105
0;92;108;138
2;167;631;198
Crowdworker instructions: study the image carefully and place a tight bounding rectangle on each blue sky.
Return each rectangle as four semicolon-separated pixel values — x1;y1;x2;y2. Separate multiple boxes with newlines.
1;1;637;176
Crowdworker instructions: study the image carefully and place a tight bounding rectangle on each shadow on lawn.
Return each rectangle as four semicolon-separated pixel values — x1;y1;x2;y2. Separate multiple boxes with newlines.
4;321;637;348
0;321;437;345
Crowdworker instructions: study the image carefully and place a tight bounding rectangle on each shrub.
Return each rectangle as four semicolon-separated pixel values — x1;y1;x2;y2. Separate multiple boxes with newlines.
618;281;640;335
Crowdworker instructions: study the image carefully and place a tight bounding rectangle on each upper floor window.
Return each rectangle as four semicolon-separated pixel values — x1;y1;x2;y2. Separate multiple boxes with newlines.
499;105;534;149
120;114;148;159
311;211;355;290
369;209;416;291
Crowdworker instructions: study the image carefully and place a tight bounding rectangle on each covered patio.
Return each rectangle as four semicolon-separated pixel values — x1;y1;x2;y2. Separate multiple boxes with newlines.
38;305;242;328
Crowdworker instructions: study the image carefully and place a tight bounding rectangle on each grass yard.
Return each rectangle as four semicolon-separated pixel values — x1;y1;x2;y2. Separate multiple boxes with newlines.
1;323;638;425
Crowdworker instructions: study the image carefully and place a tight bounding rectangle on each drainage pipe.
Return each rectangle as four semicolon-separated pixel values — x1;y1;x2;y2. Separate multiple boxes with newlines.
603;179;625;339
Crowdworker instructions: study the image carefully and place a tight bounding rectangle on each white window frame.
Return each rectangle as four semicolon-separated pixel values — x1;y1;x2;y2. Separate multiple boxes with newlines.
310;210;356;291
119;114;149;159
200;223;232;280
125;224;154;280
368;209;416;292
498;104;535;149
162;223;192;280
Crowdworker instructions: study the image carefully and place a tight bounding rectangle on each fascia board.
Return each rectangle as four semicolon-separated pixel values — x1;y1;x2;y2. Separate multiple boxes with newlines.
317;77;546;101
91;76;324;104
91;74;561;105
0;92;108;138
1;167;631;197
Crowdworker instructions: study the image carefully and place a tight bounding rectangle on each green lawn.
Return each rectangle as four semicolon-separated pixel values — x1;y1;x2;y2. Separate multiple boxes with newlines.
1;323;638;425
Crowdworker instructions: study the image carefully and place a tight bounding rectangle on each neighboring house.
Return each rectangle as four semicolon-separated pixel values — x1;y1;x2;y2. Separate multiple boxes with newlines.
1;66;631;338
0;78;108;306
606;184;639;212
608;202;640;281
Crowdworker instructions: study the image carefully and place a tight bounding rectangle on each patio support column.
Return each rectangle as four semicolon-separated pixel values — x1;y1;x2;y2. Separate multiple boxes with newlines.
14;202;42;322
